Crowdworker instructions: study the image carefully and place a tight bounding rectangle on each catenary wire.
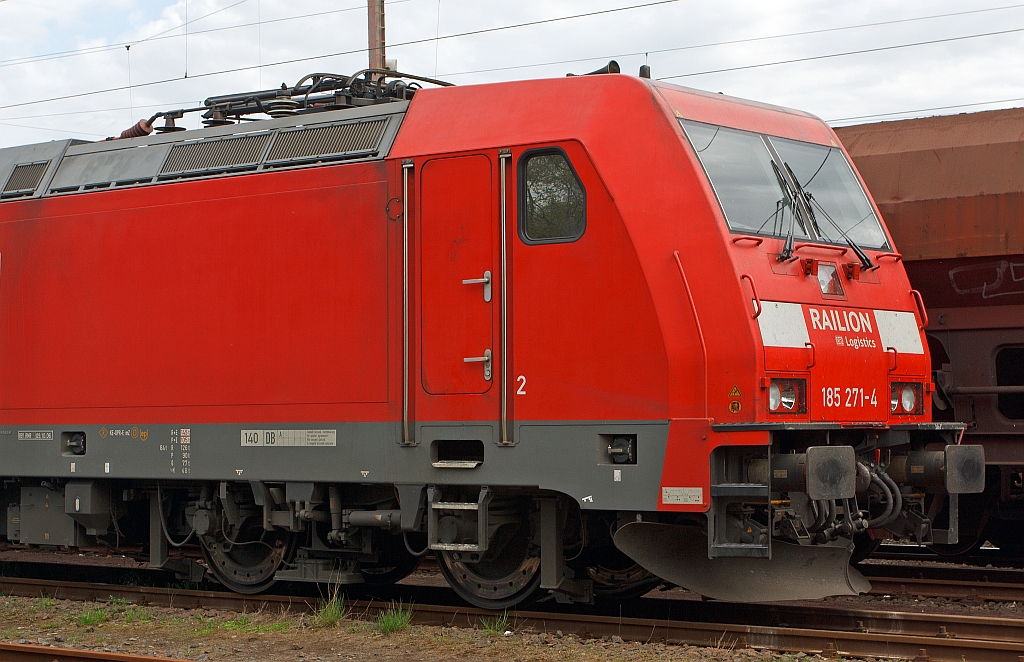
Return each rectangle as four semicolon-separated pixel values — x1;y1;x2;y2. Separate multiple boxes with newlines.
0;0;423;69
0;120;107;138
436;2;1024;78
0;0;682;112
656;25;1024;80
828;96;1024;124
0;0;252;68
2;3;1024;129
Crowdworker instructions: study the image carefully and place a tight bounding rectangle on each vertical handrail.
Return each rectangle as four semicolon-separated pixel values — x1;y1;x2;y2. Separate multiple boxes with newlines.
740;274;762;318
499;149;512;445
402;160;414;445
673;251;708;419
910;289;929;329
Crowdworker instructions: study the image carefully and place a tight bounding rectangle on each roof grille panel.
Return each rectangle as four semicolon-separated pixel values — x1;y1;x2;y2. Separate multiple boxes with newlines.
265;118;388;165
2;161;50;197
160;133;271;177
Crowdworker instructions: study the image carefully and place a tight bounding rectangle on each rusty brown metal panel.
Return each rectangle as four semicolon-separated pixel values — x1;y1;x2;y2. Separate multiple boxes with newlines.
836;108;1024;263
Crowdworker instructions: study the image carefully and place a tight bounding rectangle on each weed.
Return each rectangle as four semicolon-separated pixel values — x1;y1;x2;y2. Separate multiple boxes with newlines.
29;598;55;613
108;596;127;610
375;601;412;634
195;615;290;636
77;607;108;627
312;587;345;628
480;611;510;635
124;606;153;623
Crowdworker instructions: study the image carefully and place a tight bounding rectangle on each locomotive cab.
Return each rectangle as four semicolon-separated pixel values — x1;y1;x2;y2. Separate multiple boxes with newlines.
610;82;984;600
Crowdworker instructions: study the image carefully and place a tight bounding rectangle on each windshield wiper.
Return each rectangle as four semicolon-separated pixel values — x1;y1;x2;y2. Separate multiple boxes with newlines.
784;163;875;272
771;161;799;261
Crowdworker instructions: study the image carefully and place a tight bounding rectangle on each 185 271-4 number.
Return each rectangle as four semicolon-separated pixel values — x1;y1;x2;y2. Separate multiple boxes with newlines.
822;387;877;408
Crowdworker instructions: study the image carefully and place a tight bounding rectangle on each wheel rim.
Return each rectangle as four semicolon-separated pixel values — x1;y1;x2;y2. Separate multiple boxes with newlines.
201;519;294;594
435;531;541;609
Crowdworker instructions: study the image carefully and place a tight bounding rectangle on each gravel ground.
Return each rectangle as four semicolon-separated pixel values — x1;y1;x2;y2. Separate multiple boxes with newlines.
4;547;1023;660
0;593;840;662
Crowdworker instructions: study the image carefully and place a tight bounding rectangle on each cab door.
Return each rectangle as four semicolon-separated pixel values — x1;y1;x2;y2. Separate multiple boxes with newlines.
419;155;496;398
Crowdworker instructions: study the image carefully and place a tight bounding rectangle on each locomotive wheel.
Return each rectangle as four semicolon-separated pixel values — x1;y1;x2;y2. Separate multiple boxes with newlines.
360;532;425;585
202;519;295;594
572;546;660;600
435;530;541;609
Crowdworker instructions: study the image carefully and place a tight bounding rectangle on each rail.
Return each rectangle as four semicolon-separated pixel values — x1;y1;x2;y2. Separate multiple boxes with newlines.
0;642;188;662
3;575;1024;661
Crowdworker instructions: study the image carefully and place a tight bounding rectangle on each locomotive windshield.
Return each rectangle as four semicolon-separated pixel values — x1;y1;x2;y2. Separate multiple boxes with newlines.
680;119;889;250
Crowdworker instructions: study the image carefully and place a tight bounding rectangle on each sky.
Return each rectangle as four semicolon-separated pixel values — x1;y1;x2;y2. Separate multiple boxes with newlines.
1;0;1023;148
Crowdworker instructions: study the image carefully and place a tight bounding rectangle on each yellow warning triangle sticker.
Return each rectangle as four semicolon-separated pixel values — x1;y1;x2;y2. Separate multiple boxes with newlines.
728;386;742;398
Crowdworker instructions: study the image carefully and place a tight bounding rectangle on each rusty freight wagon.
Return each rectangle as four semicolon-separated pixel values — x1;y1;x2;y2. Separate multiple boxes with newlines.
837;110;1024;555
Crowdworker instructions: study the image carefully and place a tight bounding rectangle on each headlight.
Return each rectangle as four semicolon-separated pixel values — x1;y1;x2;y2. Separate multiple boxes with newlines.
780;382;797;410
890;382;924;415
767;378;806;414
901;385;916;413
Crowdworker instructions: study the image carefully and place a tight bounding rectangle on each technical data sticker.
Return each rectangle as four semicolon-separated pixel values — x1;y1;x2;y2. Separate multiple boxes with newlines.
662;487;703;505
241;429;337;447
18;431;53;441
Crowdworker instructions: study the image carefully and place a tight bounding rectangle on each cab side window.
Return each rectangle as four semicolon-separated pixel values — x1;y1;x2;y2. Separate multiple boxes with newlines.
519;149;586;243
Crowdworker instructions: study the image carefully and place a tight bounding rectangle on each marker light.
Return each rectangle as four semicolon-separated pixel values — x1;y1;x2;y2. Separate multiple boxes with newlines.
768;378;807;414
890;382;924;415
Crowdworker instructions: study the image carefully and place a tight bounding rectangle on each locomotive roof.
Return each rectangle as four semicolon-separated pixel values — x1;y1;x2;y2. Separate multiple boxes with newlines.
1;73;837;203
0;101;407;202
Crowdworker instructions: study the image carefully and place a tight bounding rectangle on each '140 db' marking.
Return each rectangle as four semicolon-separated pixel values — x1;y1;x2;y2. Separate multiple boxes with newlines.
822;387;877;408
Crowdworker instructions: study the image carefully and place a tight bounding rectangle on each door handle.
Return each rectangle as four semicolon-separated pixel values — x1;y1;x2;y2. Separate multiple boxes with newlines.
464;349;492;380
462;270;492;302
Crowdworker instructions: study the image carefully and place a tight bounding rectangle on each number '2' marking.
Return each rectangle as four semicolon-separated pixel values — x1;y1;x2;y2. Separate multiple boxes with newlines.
516;375;527;395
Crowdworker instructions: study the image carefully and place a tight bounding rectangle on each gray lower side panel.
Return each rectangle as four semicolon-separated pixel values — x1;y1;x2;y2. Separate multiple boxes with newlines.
0;420;669;512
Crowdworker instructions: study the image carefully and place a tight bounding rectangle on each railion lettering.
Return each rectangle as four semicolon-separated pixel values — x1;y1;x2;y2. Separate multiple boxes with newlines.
808;308;873;334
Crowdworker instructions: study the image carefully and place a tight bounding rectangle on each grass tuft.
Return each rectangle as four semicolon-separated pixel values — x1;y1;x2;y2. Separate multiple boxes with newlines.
77;606;108;626
312;592;345;628
480;611;510;636
124;606;153;623
375;601;412;634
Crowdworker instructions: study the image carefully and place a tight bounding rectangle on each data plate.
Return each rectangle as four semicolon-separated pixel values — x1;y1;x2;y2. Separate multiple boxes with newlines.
241;429;337;447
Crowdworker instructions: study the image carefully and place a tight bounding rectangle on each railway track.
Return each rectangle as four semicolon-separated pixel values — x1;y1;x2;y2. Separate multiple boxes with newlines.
0;642;188;661
1;576;1023;661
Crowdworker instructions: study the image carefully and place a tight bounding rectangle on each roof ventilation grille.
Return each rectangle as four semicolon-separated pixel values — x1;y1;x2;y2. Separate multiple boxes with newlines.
160;132;271;178
264;118;388;166
2;161;50;198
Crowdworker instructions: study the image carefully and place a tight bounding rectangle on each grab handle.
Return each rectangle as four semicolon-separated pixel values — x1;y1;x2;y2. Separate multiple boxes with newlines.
740;274;762;319
910;289;929;328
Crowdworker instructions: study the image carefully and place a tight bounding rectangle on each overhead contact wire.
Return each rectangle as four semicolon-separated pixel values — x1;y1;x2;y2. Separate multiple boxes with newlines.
0;0;680;112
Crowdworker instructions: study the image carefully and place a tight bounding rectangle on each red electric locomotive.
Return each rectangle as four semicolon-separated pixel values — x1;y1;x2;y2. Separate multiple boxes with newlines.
0;66;983;607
